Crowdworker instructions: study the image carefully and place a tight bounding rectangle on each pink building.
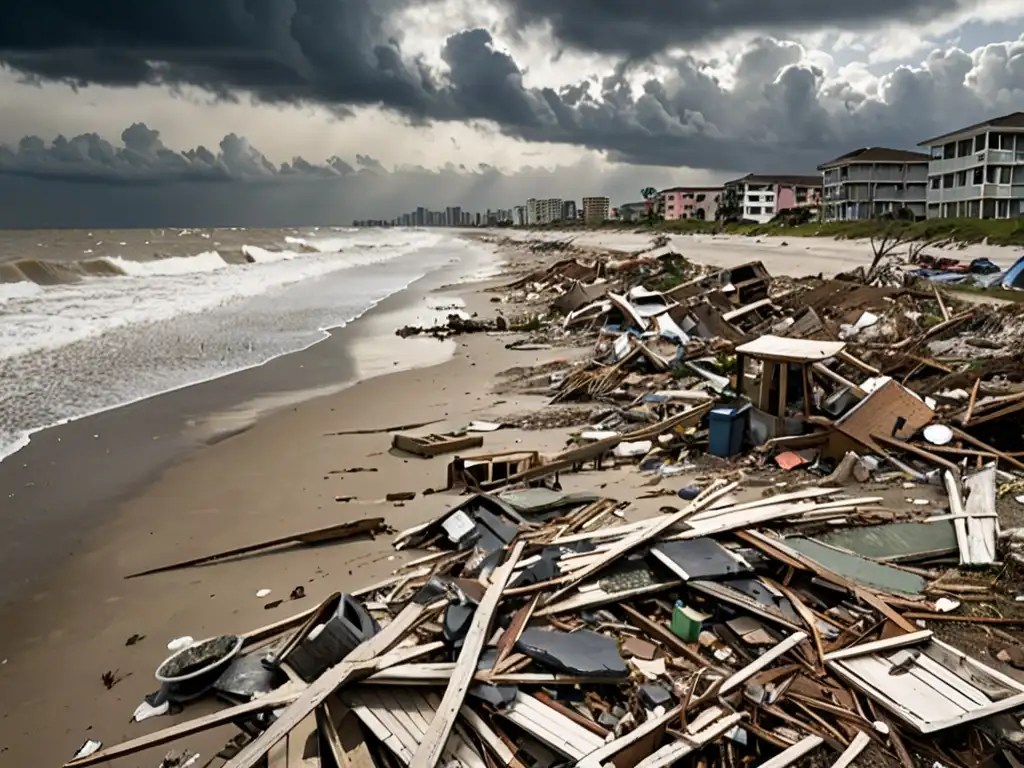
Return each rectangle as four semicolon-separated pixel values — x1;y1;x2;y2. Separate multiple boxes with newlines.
658;187;723;221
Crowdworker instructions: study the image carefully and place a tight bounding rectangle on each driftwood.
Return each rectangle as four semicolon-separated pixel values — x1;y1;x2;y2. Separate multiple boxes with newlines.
126;518;387;579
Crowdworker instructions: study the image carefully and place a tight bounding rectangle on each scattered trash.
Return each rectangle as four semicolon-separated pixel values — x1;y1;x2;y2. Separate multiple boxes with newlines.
71;741;102;760
67;236;1024;768
125;633;145;646
166;636;193;652
255;589;271;598
100;670;124;690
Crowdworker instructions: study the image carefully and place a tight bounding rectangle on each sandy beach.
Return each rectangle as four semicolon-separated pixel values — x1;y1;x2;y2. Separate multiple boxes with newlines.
3;227;1024;766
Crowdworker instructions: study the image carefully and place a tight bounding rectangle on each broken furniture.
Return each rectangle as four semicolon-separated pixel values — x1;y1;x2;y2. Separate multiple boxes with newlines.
392;432;484;458
734;336;847;441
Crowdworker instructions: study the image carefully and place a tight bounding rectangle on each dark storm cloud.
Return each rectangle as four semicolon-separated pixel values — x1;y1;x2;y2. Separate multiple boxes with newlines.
0;1;1021;174
501;0;970;58
0;131;698;227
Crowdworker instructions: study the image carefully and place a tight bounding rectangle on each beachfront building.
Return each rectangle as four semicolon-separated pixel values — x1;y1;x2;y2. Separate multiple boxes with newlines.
615;201;649;222
526;198;563;225
818;148;930;222
722;174;821;224
562;200;578;221
513;205;527;226
658;186;722;221
582;196;610;224
919;112;1024;219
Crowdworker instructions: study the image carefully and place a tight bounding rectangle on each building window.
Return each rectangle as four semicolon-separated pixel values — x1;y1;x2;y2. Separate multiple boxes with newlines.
973;167;984;185
942;174;954;189
991;133;1015;151
998;200;1010;218
987;165;1012;184
746;206;762;215
696;194;706;202
930;176;940;189
955;171;967;187
764;207;775;214
931;146;943;159
748;195;760;202
975;134;987;152
957;139;972;157
943;143;956;160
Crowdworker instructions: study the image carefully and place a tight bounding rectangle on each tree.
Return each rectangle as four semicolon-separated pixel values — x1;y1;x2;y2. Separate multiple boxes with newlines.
716;186;742;221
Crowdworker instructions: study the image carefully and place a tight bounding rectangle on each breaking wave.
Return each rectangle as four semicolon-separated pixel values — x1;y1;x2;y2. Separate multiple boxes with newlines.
0;247;297;287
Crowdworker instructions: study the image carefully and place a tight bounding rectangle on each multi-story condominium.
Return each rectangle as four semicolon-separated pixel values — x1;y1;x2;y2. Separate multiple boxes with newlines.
658;187;723;221
562;200;578;221
445;206;462;227
918;112;1024;219
582;196;610;224
513;205;527;226
818;148;930;221
722;174;821;224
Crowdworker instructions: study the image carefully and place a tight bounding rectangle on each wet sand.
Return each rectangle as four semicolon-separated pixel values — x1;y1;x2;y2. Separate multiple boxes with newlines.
0;257;469;607
0;235;582;765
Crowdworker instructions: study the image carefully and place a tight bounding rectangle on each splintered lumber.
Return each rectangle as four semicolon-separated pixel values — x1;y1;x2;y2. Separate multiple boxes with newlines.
949;426;1024;471
632;712;746;768
543;481;737;606
755;735;824;768
577;704;684;768
225;599;444;768
62;686;303;767
126;518;386;579
830;731;871;768
719;632;808;695
822;630;933;662
409;541;526;768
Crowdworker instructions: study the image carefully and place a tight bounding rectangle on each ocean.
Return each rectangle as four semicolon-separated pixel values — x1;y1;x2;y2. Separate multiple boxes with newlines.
0;226;497;463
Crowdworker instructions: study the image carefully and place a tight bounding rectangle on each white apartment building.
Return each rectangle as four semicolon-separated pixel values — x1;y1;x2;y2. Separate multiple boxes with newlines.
513;205;527;226
919;112;1024;219
818;147;930;221
526;197;562;225
722;174;821;224
582;196;610;224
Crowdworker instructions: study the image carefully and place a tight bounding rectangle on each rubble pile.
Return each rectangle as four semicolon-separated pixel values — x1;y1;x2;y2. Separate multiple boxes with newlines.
70;238;1024;768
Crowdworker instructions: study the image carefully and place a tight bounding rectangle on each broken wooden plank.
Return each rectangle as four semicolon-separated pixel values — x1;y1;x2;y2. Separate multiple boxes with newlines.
632;712;746;768
63;686;303;767
225;599;445;768
756;735;824;768
829;731;871;768
542;481;737;606
409;541;526;768
822;630;933;662
126;518;386;579
719;632;808;695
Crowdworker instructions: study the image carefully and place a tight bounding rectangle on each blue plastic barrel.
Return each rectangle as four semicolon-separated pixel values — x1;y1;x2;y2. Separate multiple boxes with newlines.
708;407;746;457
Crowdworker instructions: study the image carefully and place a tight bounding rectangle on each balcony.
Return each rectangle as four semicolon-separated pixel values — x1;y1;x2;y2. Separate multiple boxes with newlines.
929;148;1024;174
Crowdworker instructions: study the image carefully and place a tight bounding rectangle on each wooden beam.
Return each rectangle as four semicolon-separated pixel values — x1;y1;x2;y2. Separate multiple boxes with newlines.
409;542;526;768
948;426;1024;471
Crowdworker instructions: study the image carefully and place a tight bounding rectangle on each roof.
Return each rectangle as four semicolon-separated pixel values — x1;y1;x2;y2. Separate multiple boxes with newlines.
734;335;846;362
658;186;724;194
724;173;822;188
817;147;931;170
918;112;1024;146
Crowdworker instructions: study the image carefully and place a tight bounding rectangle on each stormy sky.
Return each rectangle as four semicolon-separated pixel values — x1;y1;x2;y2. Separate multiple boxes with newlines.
0;0;1022;227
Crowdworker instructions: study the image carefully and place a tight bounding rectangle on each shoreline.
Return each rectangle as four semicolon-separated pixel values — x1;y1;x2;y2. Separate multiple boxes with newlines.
0;243;496;606
0;235;581;766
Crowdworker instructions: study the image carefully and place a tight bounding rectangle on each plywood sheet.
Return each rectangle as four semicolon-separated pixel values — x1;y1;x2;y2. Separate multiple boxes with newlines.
834;379;933;453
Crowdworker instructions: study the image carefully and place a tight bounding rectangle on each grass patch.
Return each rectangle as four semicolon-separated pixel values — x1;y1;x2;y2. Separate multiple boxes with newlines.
547;217;1024;246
